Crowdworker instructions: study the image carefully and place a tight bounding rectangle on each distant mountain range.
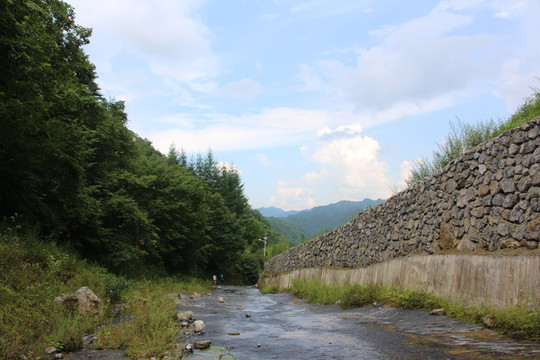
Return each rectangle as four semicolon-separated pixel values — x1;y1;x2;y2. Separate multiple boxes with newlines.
259;199;384;246
257;206;301;218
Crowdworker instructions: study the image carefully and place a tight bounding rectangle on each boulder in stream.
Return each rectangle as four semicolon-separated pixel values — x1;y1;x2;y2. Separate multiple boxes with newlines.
193;320;205;332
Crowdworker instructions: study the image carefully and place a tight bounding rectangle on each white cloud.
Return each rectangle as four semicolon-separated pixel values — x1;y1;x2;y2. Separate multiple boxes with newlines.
489;0;540;110
290;0;371;16
146;107;332;153
257;153;273;166
271;124;391;210
261;13;279;21
320;22;496;112
492;60;540;112
297;64;323;92
216;162;242;175
296;1;540;126
489;0;528;19
309;125;390;198
272;182;315;211
217;79;265;98
399;161;414;185
68;0;219;86
434;0;529;18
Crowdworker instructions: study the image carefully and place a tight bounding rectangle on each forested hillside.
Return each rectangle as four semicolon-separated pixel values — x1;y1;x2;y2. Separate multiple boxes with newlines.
265;199;384;245
0;0;287;282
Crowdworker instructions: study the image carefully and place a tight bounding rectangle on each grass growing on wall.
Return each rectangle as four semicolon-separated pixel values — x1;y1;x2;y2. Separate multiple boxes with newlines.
407;89;540;186
283;279;540;342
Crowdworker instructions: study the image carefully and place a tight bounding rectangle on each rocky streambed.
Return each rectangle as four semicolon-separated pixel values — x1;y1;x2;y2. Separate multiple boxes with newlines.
177;285;540;360
66;285;539;359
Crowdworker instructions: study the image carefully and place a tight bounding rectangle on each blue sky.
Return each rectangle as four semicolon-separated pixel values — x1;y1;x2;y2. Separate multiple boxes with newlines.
67;0;539;211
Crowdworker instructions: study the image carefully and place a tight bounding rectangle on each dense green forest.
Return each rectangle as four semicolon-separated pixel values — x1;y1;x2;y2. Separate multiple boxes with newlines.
0;0;288;282
264;199;384;245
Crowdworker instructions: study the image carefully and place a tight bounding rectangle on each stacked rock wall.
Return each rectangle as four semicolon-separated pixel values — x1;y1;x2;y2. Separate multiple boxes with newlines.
264;117;540;275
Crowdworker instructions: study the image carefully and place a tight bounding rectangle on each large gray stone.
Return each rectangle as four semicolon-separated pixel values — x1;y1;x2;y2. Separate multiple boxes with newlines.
54;287;101;315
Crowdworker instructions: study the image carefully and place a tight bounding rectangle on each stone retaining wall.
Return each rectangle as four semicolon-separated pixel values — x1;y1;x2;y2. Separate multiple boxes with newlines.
264;117;540;275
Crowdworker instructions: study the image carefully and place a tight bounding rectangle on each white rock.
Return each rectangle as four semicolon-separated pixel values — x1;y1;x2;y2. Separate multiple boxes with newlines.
177;311;193;322
193;320;206;332
430;308;446;315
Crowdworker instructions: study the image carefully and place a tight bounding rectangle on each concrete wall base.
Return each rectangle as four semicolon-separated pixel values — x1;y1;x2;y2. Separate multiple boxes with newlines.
259;255;540;308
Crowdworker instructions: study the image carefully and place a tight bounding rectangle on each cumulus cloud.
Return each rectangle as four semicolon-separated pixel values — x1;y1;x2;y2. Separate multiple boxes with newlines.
271;124;391;210
491;0;540;110
273;182;315;211
269;168;330;210
309;125;390;198
434;0;529;18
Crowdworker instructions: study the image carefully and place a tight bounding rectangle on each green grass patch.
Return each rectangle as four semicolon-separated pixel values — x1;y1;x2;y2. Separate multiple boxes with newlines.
259;284;280;294
286;279;540;342
0;230;112;359
96;277;212;358
0;226;212;359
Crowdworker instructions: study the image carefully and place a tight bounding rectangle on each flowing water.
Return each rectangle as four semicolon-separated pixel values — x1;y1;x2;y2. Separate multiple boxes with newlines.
179;286;539;360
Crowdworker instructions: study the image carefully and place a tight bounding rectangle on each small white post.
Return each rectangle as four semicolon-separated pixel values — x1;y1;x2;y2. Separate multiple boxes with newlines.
258;234;268;257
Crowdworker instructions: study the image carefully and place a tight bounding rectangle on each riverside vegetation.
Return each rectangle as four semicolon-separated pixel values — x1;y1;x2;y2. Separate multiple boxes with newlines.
0;227;213;359
261;279;540;343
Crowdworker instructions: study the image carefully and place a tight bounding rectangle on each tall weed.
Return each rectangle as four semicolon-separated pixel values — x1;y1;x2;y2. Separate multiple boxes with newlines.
407;89;540;186
96;277;212;358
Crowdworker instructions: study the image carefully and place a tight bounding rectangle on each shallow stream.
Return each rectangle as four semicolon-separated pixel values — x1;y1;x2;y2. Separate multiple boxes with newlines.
179;285;539;360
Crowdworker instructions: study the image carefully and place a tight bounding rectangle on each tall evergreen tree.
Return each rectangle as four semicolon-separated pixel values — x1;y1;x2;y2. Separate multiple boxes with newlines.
0;0;99;234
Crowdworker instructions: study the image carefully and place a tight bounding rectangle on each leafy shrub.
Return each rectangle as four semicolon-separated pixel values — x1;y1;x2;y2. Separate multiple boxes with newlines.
102;273;132;304
236;253;263;285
